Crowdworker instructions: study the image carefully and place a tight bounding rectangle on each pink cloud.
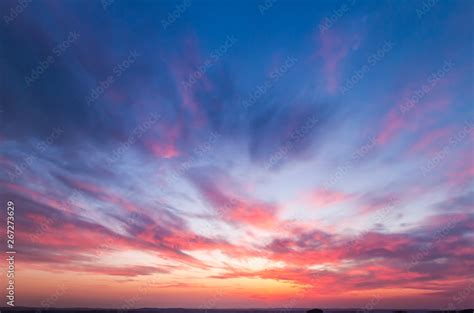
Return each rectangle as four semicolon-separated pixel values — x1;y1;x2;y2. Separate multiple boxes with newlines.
305;188;353;208
446;150;474;186
377;108;406;145
409;127;453;154
317;28;360;94
188;169;281;229
55;176;139;212
227;200;279;229
148;141;180;159
168;34;209;127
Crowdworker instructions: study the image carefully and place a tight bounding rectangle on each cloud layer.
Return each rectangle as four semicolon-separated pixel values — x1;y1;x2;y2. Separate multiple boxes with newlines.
0;0;473;309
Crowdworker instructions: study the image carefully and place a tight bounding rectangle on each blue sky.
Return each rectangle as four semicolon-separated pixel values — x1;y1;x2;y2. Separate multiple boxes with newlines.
0;0;473;309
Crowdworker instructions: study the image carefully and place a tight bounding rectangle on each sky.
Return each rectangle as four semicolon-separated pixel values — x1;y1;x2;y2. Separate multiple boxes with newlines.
0;0;473;310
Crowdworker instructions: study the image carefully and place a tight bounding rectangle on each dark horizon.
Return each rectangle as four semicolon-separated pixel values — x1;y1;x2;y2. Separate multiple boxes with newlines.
0;306;474;313
1;307;473;311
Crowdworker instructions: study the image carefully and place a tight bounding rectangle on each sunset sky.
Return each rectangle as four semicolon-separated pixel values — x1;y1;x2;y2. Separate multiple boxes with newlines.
0;0;473;310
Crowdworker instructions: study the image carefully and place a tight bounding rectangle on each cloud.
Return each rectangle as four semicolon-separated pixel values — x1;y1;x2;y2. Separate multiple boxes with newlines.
409;127;453;155
376;107;406;145
0;183;240;275
187;167;279;229
304;188;353;208
212;213;474;297
0;0;472;308
317;27;362;94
